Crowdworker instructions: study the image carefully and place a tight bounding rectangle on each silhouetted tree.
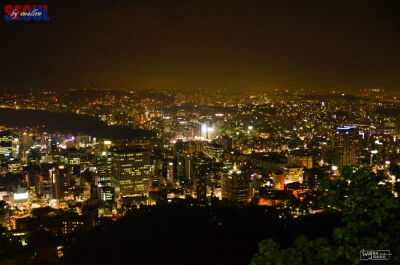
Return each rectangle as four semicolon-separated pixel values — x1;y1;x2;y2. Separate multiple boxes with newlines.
251;166;400;265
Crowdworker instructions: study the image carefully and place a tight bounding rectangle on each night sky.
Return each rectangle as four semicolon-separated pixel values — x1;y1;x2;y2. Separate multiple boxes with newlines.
2;0;400;92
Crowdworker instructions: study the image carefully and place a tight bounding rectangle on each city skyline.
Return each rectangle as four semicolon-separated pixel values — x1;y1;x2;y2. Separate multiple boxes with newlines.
2;1;400;264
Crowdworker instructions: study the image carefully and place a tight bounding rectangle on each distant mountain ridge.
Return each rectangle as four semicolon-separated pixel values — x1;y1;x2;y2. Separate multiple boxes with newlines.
0;108;155;141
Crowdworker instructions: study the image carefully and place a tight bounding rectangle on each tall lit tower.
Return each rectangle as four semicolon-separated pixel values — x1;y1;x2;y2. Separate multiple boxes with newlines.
334;126;358;166
221;163;249;204
111;146;153;196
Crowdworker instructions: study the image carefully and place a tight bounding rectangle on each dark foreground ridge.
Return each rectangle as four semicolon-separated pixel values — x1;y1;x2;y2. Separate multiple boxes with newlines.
60;204;340;265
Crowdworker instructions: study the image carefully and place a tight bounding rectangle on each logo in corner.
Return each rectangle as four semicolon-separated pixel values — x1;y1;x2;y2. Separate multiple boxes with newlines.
360;249;392;261
4;4;50;21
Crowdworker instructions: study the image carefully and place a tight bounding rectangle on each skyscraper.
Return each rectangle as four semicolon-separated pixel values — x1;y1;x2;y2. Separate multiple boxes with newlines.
184;155;193;185
97;150;112;187
167;161;174;184
111;147;153;196
334;126;359;166
272;171;285;190
50;165;66;200
221;165;249;204
21;132;34;151
193;174;207;200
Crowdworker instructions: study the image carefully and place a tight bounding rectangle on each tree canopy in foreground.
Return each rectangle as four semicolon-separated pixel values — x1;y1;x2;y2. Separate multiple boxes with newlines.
251;165;400;265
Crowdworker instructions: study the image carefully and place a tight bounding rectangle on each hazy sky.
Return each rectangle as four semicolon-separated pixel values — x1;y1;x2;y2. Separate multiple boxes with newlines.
2;0;400;92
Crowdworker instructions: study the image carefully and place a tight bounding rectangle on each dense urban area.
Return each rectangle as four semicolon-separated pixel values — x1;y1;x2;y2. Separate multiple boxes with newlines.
0;87;399;264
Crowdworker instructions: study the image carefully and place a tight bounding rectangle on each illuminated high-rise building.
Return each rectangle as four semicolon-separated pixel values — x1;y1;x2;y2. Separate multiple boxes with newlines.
166;161;174;184
220;164;249;204
193;174;207;200
96;144;114;203
97;151;112;187
35;174;44;197
272;171;285;190
334;126;358;166
68;150;81;165
184;155;193;185
46;139;58;154
21;132;34;151
196;119;220;140
284;166;303;184
77;135;92;145
152;158;164;186
202;143;224;159
111;147;153;196
50;165;66;200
